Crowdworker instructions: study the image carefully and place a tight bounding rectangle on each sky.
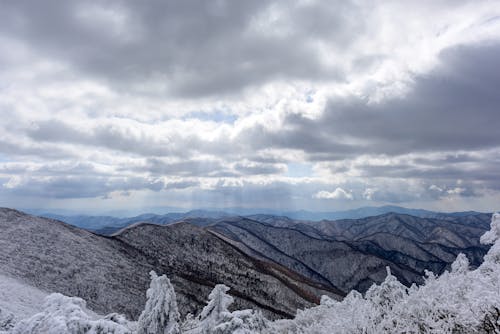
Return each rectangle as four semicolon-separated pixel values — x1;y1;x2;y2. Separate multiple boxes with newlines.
0;0;500;214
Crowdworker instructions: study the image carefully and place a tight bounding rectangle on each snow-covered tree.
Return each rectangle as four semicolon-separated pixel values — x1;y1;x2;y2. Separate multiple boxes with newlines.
180;313;198;332
199;285;233;328
0;309;15;332
137;271;180;334
183;284;233;334
10;293;131;334
184;284;268;334
210;309;268;334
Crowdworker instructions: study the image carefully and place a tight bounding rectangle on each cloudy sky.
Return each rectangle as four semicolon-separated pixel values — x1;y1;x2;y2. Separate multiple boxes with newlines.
1;0;500;214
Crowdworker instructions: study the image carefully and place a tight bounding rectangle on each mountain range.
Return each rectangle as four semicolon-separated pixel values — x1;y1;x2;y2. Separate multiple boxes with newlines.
209;213;490;292
0;208;338;321
36;205;487;235
0;207;491;322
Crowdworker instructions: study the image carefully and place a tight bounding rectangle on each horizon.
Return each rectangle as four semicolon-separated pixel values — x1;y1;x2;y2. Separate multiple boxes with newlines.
1;1;500;213
18;204;494;219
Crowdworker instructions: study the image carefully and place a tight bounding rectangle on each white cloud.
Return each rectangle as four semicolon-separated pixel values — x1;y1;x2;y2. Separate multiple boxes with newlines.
429;185;443;192
363;188;377;200
314;188;353;200
447;187;466;195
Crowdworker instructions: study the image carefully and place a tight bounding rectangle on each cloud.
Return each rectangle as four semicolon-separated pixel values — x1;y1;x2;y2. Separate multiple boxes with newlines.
1;1;500;211
1;175;165;199
135;158;229;177
314;188;353;200
233;161;286;175
363;188;377;200
277;43;500;157
429;185;443;193
27;119;181;157
0;0;352;98
165;180;199;190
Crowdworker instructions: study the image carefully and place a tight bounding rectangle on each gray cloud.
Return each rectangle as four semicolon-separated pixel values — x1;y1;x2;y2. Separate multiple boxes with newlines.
233;161;286;175
0;0;358;97
165;180;199;190
320;44;500;154
231;44;500;159
137;158;230;177
2;175;164;199
0;137;77;160
27;119;187;157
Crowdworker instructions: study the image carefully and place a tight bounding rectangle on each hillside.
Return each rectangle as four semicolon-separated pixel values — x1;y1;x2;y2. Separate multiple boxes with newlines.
0;208;339;321
5;213;500;333
117;222;341;316
210;213;490;292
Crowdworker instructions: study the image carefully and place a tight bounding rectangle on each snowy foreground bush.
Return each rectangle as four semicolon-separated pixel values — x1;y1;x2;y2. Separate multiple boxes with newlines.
2;213;500;334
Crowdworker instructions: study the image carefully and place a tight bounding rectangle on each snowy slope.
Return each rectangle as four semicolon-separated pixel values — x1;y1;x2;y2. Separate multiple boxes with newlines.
0;273;48;321
0;208;337;320
211;213;490;292
7;213;499;333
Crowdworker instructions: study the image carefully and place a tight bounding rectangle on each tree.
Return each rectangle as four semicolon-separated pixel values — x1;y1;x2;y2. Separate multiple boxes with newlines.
10;293;131;334
211;309;268;334
187;284;233;333
199;285;233;325
188;284;268;334
137;271;180;334
0;308;15;332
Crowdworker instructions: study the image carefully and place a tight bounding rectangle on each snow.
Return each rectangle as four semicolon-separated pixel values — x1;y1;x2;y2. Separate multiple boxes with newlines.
0;273;48;324
137;271;180;334
9;293;132;334
198;285;234;327
267;212;500;333
2;212;500;333
184;284;269;334
481;212;500;245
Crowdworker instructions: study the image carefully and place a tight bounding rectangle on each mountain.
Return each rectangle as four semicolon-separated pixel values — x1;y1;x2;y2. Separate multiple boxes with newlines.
2;207;490;321
0;208;340;321
39;210;231;235
197;205;459;220
209;212;491;293
276;206;486;221
38;206;487;235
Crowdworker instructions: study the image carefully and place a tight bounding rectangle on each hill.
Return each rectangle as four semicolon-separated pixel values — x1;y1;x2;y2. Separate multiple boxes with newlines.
0;208;339;320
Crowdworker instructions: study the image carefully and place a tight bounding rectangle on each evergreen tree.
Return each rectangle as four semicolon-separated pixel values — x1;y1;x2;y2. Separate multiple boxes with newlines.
137;271;180;334
196;284;233;333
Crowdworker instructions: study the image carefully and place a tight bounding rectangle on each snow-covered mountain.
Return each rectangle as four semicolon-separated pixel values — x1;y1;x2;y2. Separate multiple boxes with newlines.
37;206;487;234
39;210;231;235
0;208;339;321
3;213;500;333
209;213;491;292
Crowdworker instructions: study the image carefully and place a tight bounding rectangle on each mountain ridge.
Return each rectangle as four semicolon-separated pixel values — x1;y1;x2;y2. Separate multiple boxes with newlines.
208;212;490;293
33;206;489;234
0;208;340;320
0;207;491;323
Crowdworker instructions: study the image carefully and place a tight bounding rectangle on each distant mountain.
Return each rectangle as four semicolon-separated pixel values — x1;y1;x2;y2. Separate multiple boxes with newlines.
0;208;340;320
40;210;232;235
277;206;486;221
209;212;491;293
37;206;487;235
